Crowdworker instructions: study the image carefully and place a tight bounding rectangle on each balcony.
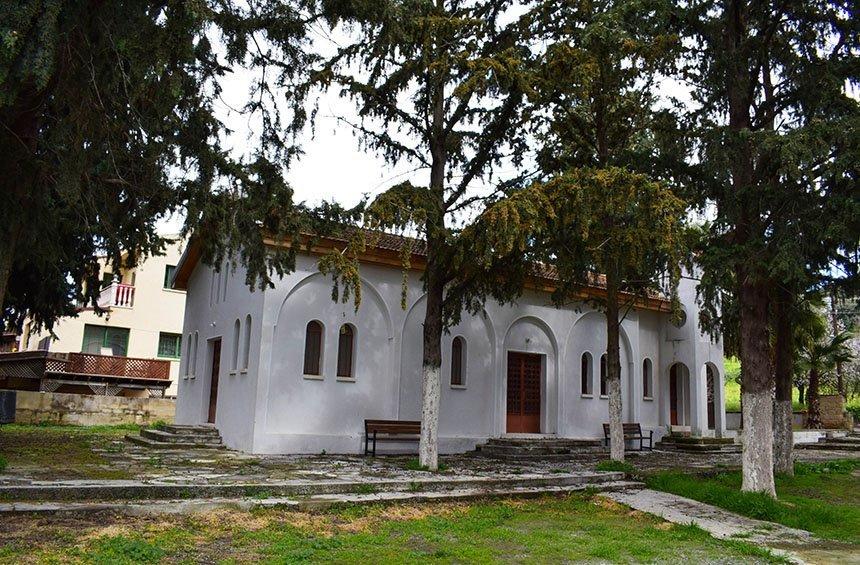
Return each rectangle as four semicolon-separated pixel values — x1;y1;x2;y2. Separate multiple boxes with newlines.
0;351;170;397
98;283;135;309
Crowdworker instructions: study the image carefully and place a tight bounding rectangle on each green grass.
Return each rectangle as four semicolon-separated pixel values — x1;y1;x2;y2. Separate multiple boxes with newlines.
595;459;635;474
0;494;785;563
404;458;448;472
0;422;138;480
0;454;6;473
646;459;860;543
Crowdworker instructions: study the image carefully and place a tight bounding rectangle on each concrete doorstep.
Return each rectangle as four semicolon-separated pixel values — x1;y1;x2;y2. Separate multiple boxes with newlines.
0;478;643;515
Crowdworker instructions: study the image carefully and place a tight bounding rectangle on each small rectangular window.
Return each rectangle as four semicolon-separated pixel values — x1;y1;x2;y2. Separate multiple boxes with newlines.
164;265;177;288
157;332;182;358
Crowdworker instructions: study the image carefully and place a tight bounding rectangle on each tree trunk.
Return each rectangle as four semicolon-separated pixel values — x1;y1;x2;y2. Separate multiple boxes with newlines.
417;39;447;471
605;270;625;461
797;384;805;405
830;292;845;399
418;268;444;470
773;289;794;476
738;277;776;495
0;227;19;316
806;368;821;429
0;93;41;316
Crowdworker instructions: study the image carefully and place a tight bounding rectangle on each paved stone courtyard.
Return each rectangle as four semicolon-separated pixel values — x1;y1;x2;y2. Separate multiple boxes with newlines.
1;430;856;488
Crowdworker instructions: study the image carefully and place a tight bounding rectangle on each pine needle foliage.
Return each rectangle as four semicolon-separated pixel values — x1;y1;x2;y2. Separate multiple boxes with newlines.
0;1;315;331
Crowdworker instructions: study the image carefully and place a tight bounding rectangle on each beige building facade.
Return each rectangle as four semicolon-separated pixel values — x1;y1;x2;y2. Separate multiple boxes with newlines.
22;239;187;395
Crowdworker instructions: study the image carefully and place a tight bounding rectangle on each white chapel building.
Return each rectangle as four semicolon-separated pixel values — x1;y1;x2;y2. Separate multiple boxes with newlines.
171;234;726;454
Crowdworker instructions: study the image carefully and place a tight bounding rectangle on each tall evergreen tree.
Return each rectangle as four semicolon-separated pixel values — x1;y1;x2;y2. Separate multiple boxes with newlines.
686;0;858;493
521;0;686;460
306;0;533;470
469;168;687;462
0;1;314;332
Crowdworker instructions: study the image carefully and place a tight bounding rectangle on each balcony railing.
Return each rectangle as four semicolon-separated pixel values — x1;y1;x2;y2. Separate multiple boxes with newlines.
65;352;170;379
98;283;135;309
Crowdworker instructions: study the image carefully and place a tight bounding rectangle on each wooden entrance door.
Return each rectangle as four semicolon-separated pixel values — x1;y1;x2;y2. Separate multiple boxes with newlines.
506;352;541;433
207;339;221;424
669;365;679;426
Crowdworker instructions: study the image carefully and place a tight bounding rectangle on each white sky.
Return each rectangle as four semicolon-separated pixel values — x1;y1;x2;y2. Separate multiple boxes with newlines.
158;18;697;235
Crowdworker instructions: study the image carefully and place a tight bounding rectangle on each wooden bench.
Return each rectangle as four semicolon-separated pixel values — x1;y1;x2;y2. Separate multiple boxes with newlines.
603;423;653;451
364;419;421;456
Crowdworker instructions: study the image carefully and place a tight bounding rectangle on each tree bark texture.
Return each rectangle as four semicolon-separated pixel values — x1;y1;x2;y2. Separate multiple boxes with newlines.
805;369;821;429
417;45;447;471
773;289;794;475
739;278;776;496
606;272;625;461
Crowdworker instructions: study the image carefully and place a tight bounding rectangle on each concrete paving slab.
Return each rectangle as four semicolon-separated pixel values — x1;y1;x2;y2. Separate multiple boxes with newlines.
603;488;815;546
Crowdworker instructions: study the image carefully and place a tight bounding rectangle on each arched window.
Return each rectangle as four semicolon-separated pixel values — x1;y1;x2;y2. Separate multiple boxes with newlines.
451;336;465;386
336;324;354;378
231;319;240;372
303;321;323;376
581;352;593;395
242;314;252;370
600;353;608;397
642;358;653;399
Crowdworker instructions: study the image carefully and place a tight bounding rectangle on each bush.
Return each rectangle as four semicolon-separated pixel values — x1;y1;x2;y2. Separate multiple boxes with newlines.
595;459;635;474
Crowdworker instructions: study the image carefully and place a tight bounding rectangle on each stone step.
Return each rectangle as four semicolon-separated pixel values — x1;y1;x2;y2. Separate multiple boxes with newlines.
125;434;225;450
819;435;860;444
0;480;645;515
796;442;860;451
162;424;221;436
0;471;627;503
655;442;741;453
140;428;223;444
487;437;602;448
477;443;591;455
659;435;736;446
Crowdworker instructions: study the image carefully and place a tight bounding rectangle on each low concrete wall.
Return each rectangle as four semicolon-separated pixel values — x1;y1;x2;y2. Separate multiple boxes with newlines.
726;411;806;430
11;390;175;426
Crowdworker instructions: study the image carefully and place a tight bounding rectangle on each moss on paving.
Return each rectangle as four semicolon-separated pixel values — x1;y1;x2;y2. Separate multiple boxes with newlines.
0;423;138;480
0;494;785;564
646;459;860;544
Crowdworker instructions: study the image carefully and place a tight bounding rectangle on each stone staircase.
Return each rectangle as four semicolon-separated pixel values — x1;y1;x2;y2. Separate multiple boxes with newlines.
655;434;740;453
796;430;859;452
126;424;225;450
474;436;604;460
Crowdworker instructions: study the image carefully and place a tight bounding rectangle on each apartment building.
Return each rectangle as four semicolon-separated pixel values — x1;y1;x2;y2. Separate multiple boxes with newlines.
22;238;187;395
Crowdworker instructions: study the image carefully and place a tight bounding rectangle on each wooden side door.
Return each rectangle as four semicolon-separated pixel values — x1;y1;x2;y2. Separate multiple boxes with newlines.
208;339;221;424
669;365;678;426
506;352;542;433
706;367;716;429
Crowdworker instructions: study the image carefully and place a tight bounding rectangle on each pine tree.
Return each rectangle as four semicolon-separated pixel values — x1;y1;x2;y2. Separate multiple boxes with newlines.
307;0;533;470
511;0;686;461
686;0;858;493
0;1;313;331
